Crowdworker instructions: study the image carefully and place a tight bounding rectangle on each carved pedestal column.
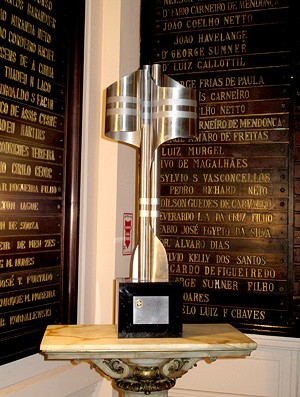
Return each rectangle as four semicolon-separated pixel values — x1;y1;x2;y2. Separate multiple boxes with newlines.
89;357;199;396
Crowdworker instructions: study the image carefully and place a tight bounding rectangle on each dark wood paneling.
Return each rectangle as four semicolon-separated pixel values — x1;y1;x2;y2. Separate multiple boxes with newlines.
140;0;299;336
0;0;85;364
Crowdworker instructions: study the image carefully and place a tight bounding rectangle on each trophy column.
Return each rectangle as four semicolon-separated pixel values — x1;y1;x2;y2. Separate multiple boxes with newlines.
105;64;198;338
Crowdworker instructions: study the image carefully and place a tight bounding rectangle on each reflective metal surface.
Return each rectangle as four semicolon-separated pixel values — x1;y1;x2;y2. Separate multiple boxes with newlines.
133;296;169;325
105;64;197;282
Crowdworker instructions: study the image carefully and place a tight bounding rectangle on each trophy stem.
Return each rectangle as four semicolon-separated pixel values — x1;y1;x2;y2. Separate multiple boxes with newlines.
139;120;152;282
138;65;152;282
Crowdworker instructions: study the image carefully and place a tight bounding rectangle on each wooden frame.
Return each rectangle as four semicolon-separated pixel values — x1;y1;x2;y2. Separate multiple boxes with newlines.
0;0;85;364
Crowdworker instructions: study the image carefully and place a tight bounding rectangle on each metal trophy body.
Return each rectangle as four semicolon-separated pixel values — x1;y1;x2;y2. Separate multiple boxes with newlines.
105;64;197;337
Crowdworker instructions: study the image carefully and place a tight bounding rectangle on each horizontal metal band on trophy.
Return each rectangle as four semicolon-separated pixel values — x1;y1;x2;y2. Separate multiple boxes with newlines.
105;65;198;337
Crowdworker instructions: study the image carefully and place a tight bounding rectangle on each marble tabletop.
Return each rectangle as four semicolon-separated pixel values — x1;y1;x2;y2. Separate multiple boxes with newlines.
40;323;257;360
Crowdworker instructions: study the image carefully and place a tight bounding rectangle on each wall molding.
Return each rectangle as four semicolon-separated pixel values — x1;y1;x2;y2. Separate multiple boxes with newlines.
0;359;100;397
170;334;299;397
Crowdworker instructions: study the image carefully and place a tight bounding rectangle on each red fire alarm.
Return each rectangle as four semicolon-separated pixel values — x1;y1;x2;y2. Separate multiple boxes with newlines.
122;213;133;255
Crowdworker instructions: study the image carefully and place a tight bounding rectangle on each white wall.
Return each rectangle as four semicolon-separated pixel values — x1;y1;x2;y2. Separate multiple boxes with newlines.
0;1;299;397
77;0;139;327
171;334;300;397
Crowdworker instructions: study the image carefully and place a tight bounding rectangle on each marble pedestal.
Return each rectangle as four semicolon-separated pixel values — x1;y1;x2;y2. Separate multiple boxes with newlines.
40;323;256;396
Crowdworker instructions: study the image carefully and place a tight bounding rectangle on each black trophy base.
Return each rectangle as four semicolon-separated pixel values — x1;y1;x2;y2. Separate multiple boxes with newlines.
117;280;182;338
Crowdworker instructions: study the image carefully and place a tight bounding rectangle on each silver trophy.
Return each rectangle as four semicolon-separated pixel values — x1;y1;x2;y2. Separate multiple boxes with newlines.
105;64;197;337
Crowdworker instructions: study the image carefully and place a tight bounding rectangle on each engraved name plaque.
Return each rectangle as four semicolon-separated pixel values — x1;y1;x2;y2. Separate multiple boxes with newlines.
140;0;299;336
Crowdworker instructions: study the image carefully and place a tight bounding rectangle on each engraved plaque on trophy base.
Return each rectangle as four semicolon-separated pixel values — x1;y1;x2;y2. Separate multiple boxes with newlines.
117;280;182;338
